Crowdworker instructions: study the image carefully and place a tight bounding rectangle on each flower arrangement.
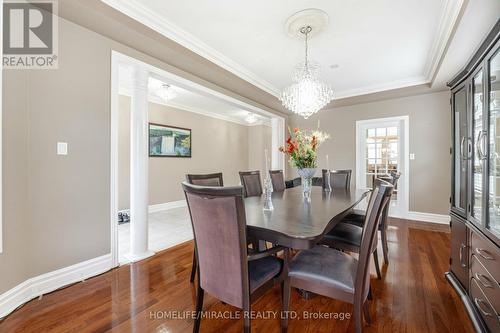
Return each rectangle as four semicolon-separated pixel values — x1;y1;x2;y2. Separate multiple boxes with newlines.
279;127;330;169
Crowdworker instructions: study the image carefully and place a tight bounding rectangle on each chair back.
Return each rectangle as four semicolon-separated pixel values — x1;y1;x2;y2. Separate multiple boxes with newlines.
186;173;223;187
374;172;401;230
322;169;352;190
269;170;286;192
182;182;249;308
239;171;263;197
355;180;393;301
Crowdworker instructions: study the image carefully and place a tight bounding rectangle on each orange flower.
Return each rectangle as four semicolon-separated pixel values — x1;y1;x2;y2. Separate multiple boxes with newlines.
294;127;300;133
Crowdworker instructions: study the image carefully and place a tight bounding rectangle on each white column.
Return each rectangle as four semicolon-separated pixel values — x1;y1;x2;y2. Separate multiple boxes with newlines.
271;118;285;172
125;67;154;263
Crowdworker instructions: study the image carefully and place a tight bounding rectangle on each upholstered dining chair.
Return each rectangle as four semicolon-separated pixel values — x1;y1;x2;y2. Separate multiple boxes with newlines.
186;172;224;187
269;170;286;192
185;173;224;282
182;182;287;333
282;181;393;333
343;172;401;264
322;169;352;190
239;171;263;197
319;179;388;279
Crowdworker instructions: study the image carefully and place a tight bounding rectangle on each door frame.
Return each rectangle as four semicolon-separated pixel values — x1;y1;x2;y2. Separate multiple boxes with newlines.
110;51;286;267
355;115;410;218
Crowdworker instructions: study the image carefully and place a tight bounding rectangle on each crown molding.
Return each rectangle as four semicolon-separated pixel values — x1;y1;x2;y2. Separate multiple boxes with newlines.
423;0;467;83
117;87;270;127
162;100;271;127
332;76;428;100
103;0;464;101
101;0;281;97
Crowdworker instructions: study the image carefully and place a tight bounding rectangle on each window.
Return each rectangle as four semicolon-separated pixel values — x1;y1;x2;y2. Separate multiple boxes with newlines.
364;126;399;200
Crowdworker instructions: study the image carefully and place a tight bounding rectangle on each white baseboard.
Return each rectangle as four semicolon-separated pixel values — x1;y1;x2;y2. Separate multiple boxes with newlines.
406;211;450;224
0;253;112;319
119;199;187;214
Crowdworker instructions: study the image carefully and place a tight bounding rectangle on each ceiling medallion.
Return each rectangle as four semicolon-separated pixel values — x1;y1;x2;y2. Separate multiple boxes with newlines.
280;9;334;119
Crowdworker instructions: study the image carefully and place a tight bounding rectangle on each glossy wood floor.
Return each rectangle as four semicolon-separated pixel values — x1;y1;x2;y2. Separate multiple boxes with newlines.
0;219;474;333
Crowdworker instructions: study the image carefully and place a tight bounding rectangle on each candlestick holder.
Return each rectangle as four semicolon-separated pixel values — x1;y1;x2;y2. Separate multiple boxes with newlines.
263;175;274;210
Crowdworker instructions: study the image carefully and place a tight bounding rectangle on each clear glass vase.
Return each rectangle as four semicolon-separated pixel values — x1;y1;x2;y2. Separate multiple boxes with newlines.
297;168;317;199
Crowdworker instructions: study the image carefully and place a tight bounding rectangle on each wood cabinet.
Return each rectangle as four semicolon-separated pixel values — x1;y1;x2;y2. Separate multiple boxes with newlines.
447;20;500;333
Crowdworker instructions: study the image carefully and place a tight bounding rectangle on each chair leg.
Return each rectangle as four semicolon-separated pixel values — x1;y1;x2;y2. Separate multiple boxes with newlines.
381;228;389;264
193;284;204;333
363;301;372;324
354;300;363;333
190;251;197;283
373;249;382;280
244;303;251;333
281;278;291;333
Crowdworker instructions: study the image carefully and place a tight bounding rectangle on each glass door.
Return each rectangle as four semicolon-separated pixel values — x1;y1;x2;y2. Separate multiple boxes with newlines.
471;69;485;225
487;46;500;240
452;85;468;216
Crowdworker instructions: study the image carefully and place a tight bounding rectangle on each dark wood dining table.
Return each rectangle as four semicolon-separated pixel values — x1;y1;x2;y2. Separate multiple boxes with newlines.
244;187;370;250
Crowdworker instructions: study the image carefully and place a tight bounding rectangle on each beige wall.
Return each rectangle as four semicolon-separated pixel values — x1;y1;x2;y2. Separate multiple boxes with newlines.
247;125;273;178
290;91;451;215
118;96;249;210
0;11;285;294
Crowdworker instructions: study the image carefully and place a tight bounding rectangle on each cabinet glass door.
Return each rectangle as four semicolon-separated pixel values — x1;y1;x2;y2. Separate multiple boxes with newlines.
488;48;500;237
453;86;468;214
472;70;485;223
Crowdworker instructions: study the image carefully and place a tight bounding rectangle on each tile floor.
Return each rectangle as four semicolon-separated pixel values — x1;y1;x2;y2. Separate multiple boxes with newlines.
118;206;193;264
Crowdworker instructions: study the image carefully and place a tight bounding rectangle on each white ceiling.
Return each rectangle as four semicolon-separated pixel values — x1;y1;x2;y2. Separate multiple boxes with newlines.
105;0;500;104
118;65;272;126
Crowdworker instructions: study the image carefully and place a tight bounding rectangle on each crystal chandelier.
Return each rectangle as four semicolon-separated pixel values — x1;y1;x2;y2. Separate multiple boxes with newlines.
280;26;334;119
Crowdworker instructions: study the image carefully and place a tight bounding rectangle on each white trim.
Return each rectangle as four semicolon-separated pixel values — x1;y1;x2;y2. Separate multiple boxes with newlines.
118;86;271;127
119;200;187;214
101;0;464;100
101;0;280;97
406;211;450;224
355;116;410;217
0;0;3;254
110;53;120;268
334;76;428;100
424;0;466;83
0;254;112;319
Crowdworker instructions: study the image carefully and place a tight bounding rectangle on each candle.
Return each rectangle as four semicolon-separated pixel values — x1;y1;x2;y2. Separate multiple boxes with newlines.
265;149;269;172
326;154;330;170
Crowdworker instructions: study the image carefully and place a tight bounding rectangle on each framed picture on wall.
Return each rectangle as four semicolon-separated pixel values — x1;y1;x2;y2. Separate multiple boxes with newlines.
149;123;192;157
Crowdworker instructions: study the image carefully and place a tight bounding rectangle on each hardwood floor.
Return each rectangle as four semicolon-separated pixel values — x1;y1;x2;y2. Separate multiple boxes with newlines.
0;219;474;333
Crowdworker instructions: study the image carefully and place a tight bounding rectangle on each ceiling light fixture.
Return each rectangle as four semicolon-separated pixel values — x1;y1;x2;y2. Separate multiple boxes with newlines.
245;112;258;124
280;10;334;119
160;84;177;102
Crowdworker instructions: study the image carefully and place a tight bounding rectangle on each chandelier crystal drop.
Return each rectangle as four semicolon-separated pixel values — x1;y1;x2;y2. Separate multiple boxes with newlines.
280;26;334;119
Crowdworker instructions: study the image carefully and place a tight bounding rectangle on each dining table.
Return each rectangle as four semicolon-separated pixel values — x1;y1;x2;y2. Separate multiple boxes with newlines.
244;186;370;250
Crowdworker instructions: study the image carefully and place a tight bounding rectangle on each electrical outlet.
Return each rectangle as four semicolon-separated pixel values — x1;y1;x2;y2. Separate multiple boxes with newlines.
409;153;415;160
57;142;68;155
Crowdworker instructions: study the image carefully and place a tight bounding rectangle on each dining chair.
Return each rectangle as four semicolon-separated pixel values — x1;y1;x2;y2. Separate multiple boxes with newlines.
285;177;301;189
186;172;224;187
182;182;288;333
344;172;401;264
185;173;224;283
269;170;286;192
282;180;393;333
239;171;263;197
322;169;352;190
319;179;388;279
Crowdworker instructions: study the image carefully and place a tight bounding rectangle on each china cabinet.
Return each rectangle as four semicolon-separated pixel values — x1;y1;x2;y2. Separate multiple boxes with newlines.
447;20;500;333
